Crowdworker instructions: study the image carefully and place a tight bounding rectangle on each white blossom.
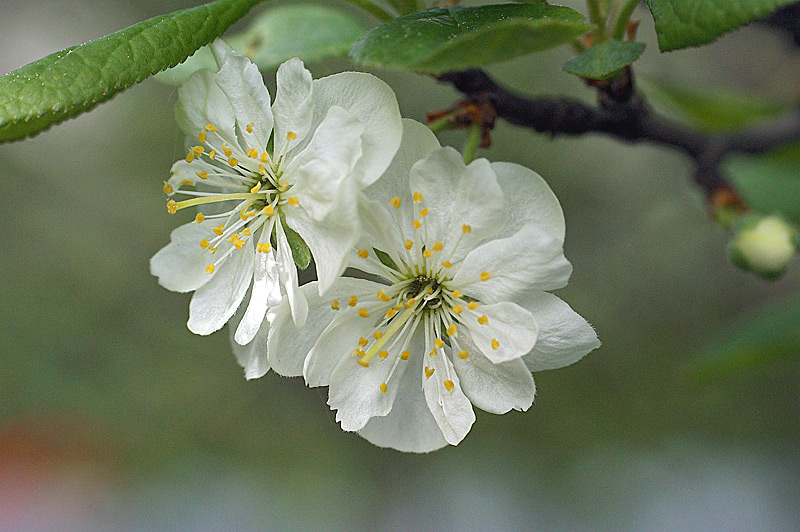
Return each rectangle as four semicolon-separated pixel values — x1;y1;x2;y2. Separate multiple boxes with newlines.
150;40;402;377
264;120;600;452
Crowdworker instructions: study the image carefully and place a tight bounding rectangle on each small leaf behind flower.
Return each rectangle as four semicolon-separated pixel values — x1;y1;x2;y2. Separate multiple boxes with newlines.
373;248;399;271
284;224;312;269
0;0;262;143
562;40;645;80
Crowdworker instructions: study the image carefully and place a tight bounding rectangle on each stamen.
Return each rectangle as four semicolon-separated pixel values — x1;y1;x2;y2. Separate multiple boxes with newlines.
480;271;491;281
357;249;369;259
443;380;454;392
404;240;413;250
491;339;500;350
467;301;479;310
358;308;370;318
287;197;299;206
358;337;368;348
413;192;423;203
379;382;388;394
198;132;207;143
389;196;401;209
200;239;210;249
462;224;472;234
400;351;410;360
434;338;445;348
377;290;391;302
451;289;463;299
166;200;177;214
228;157;239;167
196;171;208;180
204;124;217;132
194;213;204;223
446;324;457;336
246;122;254;134
185;152;195;163
222;145;232;157
163;182;174;194
247;148;258;159
441;261;452;268
419;208;429;217
348;296;358;307
451;305;463;315
458;349;469;359
477;315;488;325
331;300;340;310
206;265;215;274
373;331;384;340
378;350;388;360
261;205;275;216
412;220;422;229
213;225;225;235
425;367;434;379
287;131;297;140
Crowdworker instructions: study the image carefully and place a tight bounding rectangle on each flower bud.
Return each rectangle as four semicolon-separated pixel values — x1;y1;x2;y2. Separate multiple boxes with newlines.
729;214;798;279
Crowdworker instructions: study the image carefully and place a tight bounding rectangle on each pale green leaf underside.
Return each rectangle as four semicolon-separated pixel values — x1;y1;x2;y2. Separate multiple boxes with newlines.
349;4;593;73
0;0;263;143
157;5;365;85
725;145;800;223
285;224;312;269
645;0;796;51
562;40;645;80
686;294;800;382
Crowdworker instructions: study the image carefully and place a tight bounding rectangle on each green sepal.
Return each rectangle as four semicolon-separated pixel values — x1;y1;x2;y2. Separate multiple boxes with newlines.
562;40;645;80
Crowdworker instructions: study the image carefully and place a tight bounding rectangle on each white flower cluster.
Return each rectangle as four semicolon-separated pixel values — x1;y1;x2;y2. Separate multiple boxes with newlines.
151;41;599;452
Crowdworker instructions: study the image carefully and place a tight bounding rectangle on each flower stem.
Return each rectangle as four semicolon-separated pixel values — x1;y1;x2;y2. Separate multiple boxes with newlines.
612;0;640;40
462;122;482;164
347;0;395;21
427;113;455;134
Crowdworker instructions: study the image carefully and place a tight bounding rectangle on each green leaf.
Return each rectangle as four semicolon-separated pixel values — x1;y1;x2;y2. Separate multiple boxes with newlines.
349;4;593;74
645;0;796;51
638;78;789;132
685;294;800;382
157;5;366;85
373;248;399;271
0;0;262;144
284;224;312;269
562;39;645;80
725;144;800;223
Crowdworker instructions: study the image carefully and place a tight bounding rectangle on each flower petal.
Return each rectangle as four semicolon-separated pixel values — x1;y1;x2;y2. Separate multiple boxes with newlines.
519;291;600;371
310;71;402;187
229;306;271;380
454;223;572;301
491;161;565;242
150;221;218;293
233;235;281;345
175;69;237;144
462;301;538;364
275;218;308;327
272;58;314;152
210;40;274;151
422;345;475;446
268;278;375;377
357;335;449;453
187;238;254;335
452;334;535;414
409;148;505;261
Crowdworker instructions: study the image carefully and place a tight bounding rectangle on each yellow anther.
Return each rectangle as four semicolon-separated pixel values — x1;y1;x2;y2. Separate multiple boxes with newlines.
413;192;423;203
357;248;369;259
357;359;369;367
358;308;370;318
404;298;416;309
404;240;414;250
379;350;388;360
443;380;455;392
192;145;204;156
467;301;479;310
261;205;275;216
194;213;205;223
200;239;210;249
256;242;271;253
209;246;218;254
166;200;177;214
181;179;194;186
389;196;401;209
250;182;262;194
393;305;402;312
480;271;491;281
385;308;397;319
373;331;384;340
287;197;299;206
377;290;391;302
348;296;358;307
400;351;410;360
423;249;433;258
162;182;174;194
434;338;445;349
228;234;243;250
426;288;434;295
452;304;463;315
491;339;500;350
198;132;207;143
331;300;340;310
208;150;216;160
446;324;457;336
287;131;297;140
213;225;225;235
196;171;208;180
247;148;258;159
185;152;195;163
228;157;239;167
246;122;254;134
433;241;443;251
419;208;429;217
478;315;488;325
441;261;453;268
462;224;472;234
204;124;217;132
358;337;368;348
239;209;254;221
260;152;269;163
222;145;232;157
380;382;388;394
280;183;290;191
206;264;215;274
425;367;435;379
258;164;267;176
242;228;251;236
412;220;422;229
451;289;463;299
458;349;469;359
354;349;366;358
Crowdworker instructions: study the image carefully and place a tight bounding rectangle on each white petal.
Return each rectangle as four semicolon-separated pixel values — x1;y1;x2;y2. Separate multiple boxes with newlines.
269;278;375;377
409;148;505;260
310;71;402;187
452;334;535;414
350;195;405;279
454;223;572;301
187;238;254;335
272;58;314;152
328;340;411;432
274;219;308;327
211;40;274;151
175;69;237;143
491;161;565;242
233;241;281;345
423;346;475;446
519;291;600;371
357;335;449;453
166;159;223;193
150;221;217;293
462;301;538;364
229;309;271;380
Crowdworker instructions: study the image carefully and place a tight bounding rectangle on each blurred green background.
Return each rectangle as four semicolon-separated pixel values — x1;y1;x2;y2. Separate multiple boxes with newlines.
1;1;798;530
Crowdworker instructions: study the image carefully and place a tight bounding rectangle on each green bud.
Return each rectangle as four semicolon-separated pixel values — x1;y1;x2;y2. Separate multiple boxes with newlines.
729;215;797;279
